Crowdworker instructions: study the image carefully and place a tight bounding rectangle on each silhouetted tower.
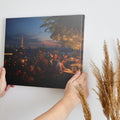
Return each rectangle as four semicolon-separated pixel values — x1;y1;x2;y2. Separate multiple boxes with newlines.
21;36;24;48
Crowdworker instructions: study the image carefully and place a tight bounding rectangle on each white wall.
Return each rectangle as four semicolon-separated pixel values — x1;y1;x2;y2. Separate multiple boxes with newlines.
0;0;120;119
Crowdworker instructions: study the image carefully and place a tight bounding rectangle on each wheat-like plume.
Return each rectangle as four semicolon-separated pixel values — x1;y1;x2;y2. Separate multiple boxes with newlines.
76;84;91;120
91;40;120;120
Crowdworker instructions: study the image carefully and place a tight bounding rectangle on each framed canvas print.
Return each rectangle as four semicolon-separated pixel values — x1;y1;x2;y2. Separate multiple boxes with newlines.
4;14;85;88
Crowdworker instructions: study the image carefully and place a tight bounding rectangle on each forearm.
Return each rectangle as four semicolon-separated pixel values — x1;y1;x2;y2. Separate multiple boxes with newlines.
35;96;77;120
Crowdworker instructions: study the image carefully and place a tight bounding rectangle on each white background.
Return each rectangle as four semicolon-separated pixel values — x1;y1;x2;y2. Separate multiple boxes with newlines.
0;0;120;120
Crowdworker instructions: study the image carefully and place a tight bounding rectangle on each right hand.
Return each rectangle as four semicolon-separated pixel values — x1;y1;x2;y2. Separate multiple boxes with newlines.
64;71;89;107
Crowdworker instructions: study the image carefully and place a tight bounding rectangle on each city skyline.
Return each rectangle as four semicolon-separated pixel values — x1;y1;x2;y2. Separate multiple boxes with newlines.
5;17;60;48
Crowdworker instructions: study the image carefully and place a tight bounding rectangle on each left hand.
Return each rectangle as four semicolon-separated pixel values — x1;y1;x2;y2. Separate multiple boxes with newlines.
0;67;14;97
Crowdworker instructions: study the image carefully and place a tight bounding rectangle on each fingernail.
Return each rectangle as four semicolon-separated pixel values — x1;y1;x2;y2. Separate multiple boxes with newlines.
2;68;5;71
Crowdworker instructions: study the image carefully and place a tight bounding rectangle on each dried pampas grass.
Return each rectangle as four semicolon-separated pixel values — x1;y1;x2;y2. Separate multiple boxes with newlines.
91;40;120;120
76;85;91;120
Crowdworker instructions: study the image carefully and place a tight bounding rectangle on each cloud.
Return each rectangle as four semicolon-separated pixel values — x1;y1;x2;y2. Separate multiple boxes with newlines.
5;33;61;48
28;40;61;47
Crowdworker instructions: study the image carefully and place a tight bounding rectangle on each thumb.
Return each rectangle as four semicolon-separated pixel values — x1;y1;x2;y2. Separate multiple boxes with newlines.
69;71;81;82
1;67;6;79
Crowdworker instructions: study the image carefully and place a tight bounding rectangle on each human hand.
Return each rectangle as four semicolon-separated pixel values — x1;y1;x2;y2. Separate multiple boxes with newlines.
64;71;89;107
35;71;89;120
0;67;14;97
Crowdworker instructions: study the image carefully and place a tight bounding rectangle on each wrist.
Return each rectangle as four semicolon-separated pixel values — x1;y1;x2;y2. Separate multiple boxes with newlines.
62;94;80;109
57;96;76;117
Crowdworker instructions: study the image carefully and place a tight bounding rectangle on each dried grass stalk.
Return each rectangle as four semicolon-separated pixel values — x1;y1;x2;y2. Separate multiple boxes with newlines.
76;85;91;120
91;40;120;120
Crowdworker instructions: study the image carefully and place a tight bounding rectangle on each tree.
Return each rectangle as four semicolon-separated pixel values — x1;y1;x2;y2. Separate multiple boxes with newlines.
40;15;84;50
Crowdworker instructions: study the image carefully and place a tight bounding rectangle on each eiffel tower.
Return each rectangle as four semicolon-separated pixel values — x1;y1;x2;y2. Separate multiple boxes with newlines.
21;36;24;49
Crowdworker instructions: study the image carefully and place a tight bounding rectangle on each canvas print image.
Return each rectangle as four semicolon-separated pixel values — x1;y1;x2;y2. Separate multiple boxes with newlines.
4;15;84;88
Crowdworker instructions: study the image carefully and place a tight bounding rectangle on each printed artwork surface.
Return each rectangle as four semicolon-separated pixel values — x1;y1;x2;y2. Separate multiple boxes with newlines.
4;15;84;88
